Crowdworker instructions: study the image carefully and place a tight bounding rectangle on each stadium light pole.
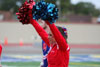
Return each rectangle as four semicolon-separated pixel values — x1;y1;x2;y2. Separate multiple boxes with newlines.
56;0;61;20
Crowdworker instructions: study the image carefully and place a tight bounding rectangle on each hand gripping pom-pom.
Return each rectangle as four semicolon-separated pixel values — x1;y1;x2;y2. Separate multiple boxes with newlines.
32;0;58;24
16;0;35;24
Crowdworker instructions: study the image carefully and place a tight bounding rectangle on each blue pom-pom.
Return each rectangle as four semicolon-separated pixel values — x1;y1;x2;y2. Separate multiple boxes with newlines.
32;0;58;24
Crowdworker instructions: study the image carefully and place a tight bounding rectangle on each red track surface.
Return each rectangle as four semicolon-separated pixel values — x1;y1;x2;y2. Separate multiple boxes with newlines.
3;43;100;49
69;44;100;48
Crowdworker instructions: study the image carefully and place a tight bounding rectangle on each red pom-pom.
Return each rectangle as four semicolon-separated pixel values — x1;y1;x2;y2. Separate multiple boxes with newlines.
16;0;35;24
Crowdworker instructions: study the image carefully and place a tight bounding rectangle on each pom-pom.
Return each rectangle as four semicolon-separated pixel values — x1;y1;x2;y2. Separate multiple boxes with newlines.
32;0;47;20
32;0;58;24
16;0;35;24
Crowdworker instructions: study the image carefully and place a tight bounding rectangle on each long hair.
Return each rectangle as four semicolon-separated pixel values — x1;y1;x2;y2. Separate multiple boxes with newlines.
57;26;68;40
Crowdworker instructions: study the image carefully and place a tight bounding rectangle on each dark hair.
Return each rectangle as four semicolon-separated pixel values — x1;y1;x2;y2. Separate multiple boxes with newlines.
57;26;68;40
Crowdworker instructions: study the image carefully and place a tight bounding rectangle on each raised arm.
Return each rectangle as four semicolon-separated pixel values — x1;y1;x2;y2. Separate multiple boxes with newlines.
16;0;50;47
45;21;68;51
30;19;50;47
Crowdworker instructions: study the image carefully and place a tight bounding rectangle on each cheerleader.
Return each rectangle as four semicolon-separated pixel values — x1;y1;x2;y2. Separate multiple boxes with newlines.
0;44;2;66
40;20;68;67
16;0;70;67
30;19;70;67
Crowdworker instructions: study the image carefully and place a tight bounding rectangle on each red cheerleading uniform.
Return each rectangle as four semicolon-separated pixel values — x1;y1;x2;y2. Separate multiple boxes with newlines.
30;19;70;67
0;44;2;57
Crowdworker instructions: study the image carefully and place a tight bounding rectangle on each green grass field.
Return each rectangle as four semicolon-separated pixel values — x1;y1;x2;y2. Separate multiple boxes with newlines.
1;62;100;67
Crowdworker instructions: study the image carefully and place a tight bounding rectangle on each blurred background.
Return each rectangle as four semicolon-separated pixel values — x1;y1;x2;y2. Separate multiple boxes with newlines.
0;0;100;67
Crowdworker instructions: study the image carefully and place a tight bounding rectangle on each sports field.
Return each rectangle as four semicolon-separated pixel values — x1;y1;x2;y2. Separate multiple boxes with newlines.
1;42;100;67
1;62;100;67
1;54;100;67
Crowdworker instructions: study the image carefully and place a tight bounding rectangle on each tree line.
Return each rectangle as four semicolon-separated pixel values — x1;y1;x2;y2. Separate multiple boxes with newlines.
0;0;100;17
